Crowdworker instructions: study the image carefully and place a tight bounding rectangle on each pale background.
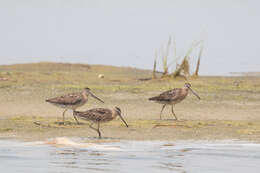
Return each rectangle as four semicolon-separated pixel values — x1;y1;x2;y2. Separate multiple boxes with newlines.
0;0;259;75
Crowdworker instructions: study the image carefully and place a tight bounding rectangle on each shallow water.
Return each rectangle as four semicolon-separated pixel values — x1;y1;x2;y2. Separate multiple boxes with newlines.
0;138;260;173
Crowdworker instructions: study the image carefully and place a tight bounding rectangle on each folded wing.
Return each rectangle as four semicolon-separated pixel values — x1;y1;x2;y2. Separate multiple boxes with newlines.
46;93;82;106
76;108;112;122
149;88;181;102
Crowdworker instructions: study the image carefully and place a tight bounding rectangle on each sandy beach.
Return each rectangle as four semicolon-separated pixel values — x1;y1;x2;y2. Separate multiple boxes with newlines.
0;62;260;142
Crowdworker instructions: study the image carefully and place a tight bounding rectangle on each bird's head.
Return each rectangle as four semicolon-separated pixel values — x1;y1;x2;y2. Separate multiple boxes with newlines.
184;83;200;100
184;83;191;88
83;87;91;92
83;87;104;103
114;107;128;128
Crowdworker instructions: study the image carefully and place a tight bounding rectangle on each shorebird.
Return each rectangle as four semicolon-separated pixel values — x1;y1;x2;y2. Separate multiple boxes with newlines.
73;107;128;138
46;87;104;124
149;83;200;120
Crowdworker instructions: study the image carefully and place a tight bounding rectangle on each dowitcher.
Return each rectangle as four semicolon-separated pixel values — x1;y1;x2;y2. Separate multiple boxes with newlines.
73;107;128;138
46;87;104;124
149;83;200;120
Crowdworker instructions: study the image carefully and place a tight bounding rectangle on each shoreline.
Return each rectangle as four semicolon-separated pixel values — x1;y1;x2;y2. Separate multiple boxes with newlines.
1;135;260;146
0;117;260;142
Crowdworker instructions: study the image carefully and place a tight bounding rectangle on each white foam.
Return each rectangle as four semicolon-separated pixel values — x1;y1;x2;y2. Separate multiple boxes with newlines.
37;137;121;151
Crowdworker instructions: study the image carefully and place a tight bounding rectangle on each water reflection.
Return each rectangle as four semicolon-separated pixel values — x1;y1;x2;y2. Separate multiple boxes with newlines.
1;139;260;173
47;144;118;172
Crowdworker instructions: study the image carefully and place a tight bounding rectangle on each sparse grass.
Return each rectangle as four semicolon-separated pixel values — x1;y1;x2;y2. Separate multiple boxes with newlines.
193;44;203;77
154;37;204;79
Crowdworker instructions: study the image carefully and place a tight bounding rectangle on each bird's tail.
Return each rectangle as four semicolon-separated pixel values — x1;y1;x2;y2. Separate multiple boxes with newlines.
148;96;158;101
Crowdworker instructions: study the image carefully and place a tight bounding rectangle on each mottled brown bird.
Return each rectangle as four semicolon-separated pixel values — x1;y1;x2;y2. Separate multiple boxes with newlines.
46;87;104;124
149;83;200;120
73;107;128;138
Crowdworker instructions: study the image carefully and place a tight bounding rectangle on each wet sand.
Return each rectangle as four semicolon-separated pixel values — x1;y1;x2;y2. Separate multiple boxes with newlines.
1;91;260;142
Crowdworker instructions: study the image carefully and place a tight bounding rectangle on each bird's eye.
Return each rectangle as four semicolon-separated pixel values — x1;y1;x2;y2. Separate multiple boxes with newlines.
115;107;121;113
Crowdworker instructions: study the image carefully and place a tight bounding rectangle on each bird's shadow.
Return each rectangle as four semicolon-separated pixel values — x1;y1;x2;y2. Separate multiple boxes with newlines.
152;118;185;121
53;121;86;126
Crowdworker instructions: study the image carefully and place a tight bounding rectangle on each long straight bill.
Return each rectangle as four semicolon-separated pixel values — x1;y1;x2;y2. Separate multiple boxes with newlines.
119;114;129;127
189;88;201;100
90;92;105;103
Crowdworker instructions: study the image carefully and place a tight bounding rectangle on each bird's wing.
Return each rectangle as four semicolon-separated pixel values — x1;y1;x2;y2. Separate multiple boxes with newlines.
149;88;181;102
79;108;112;121
46;93;82;105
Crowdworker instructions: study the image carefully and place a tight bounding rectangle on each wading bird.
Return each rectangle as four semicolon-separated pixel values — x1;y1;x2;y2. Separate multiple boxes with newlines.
46;87;104;124
73;107;128;138
148;83;200;120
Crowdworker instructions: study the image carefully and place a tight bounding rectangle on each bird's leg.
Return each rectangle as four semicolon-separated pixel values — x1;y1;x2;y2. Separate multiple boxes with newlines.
72;109;80;125
62;109;68;125
89;123;95;131
73;115;80;125
171;105;178;120
97;122;101;139
89;122;101;139
160;104;166;120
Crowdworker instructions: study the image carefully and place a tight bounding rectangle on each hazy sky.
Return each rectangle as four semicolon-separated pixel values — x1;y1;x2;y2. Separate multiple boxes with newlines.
0;0;259;75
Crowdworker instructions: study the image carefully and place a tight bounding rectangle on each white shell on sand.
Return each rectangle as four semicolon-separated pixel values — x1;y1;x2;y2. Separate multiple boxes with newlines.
98;74;104;79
